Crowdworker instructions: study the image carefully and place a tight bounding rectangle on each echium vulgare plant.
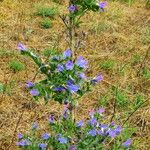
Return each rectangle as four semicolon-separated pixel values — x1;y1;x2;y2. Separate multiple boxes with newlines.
17;0;107;107
17;1;134;150
18;45;102;106
16;107;133;150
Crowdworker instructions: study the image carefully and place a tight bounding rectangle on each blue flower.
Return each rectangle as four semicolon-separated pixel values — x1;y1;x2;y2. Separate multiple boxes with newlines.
122;139;132;148
68;5;76;12
99;1;107;10
58;137;68;144
48;115;55;124
54;86;66;92
91;74;103;84
76;56;88;68
88;129;97;136
69;145;76;150
88;118;97;126
16;139;30;147
32;122;38;130
41;133;50;140
65;61;74;70
63;108;69;119
76;120;84;128
57;64;64;72
115;126;122;135
107;129;117;138
26;81;34;88
63;50;72;58
97;108;105;114
17;133;23;139
67;84;80;93
38;143;47;150
78;73;86;79
17;43;27;51
30;89;39;96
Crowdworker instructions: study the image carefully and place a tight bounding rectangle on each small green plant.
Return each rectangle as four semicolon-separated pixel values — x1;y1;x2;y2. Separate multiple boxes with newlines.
9;60;25;72
142;67;150;79
41;19;53;29
132;54;142;64
132;94;144;110
100;59;115;70
0;82;4;93
36;6;58;18
112;87;128;108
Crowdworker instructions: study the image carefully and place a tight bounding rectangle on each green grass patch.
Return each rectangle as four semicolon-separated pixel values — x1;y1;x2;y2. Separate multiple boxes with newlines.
100;59;116;70
36;6;58;18
9;60;25;72
41;19;53;29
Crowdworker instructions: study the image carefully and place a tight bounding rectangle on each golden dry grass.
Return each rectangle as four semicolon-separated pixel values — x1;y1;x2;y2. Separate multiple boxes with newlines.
0;0;150;149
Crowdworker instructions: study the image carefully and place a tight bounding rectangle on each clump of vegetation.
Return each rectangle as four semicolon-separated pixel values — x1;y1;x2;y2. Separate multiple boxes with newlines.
100;59;116;70
36;6;58;18
9;60;25;72
40;19;53;29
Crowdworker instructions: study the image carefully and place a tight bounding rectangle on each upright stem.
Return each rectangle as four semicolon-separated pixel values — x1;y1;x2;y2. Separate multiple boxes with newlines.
69;0;75;59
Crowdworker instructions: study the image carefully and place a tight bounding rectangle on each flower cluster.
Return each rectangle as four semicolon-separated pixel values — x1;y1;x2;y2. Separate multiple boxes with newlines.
18;45;102;105
17;107;132;150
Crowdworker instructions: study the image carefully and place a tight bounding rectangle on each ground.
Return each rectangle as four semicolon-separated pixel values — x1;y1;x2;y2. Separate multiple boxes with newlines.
0;0;150;150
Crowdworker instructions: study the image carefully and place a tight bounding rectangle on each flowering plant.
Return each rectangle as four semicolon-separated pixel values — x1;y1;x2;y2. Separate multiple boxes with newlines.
18;45;102;106
16;107;133;150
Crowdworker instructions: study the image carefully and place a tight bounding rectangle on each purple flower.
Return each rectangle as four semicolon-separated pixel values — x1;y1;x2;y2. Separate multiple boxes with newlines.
65;61;74;70
76;56;88;68
26;81;34;88
38;143;47;150
67;84;80;93
17;133;23;139
98;108;105;114
89;109;95;118
78;73;86;79
89;118;97;126
115;126;122;135
16;139;30;147
97;130;104;135
122;139;132;148
107;129;117;138
99;1;107;10
69;145;76;150
63;49;72;58
48;115;55;124
68;5;76;12
57;64;64;72
63;108;69;119
58;137;68;144
30;89;39;96
88;129;97;136
32;122;38;130
91;74;103;84
41;133;50;140
76;120;84;128
54;86;66;92
17;43;27;51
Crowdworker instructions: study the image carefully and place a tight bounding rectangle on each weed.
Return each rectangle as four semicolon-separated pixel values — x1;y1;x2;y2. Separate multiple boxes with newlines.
0;82;4;93
100;59;116;70
41;19;53;29
142;67;150;79
9;60;25;72
112;87;128;108
36;6;58;18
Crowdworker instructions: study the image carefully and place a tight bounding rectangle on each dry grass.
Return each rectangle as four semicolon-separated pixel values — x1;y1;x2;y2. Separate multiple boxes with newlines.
0;0;150;149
